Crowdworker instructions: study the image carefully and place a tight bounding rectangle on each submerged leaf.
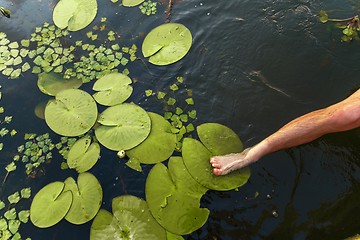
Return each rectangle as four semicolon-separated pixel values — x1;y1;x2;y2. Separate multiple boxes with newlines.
38;72;82;96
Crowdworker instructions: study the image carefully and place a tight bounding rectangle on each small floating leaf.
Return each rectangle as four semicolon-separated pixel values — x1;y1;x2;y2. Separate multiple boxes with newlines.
18;210;30;223
8;192;20;204
142;23;192;65
20;188;31;199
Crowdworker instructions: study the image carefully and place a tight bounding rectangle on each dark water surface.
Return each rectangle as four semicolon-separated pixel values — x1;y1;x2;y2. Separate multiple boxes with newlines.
1;0;360;239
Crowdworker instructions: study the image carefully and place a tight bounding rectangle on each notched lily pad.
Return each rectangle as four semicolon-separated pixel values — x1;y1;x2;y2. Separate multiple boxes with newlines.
53;0;98;31
145;157;209;235
126;112;176;168
182;123;250;191
67;136;100;172
38;72;83;96
142;23;192;65
64;172;103;224
92;73;133;106
30;181;72;228
95;103;151;151
45;89;98;136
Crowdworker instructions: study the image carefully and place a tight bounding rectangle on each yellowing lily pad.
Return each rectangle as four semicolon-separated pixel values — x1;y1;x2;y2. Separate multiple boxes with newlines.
95;103;151;150
53;0;98;31
38;72;83;96
145;157;209;235
142;23;192;65
92;73;133;106
122;0;145;7
30;182;72;228
126;112;176;167
67;136;100;173
45;89;98;136
182;123;251;191
64;172;103;224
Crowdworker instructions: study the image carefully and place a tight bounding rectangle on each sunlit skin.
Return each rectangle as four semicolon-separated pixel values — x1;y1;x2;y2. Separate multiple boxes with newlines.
210;89;360;176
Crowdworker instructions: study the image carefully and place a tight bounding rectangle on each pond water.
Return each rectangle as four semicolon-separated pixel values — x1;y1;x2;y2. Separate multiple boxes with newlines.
1;0;360;239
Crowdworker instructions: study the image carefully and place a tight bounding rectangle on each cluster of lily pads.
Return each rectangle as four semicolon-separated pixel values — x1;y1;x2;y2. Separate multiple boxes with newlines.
0;188;31;240
0;0;251;238
30;172;102;228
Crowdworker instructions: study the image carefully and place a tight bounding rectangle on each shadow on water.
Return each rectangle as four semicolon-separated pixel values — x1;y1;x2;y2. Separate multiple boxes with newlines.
1;0;360;239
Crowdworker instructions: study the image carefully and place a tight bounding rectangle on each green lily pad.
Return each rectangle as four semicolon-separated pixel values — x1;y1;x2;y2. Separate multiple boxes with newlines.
122;0;145;7
90;196;166;240
145;157;209;235
182;123;251;191
64;172;103;224
95;103;151;150
38;72;83;96
67;136;100;173
53;0;98;31
126;112;176;166
30;181;72;228
142;23;192;65
92;73;133;106
45;89;98;136
197;123;244;156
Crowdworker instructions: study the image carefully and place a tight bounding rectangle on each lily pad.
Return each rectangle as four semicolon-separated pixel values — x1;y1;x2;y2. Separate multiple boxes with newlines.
53;0;98;31
67;136;100;172
142;23;192;65
126;112;176;167
122;0;145;7
92;73;133;106
38;72;83;96
45;89;98;136
182;123;251;191
145;157;209;235
64;172;103;224
95;103;151;150
30;181;72;228
90;196;166;240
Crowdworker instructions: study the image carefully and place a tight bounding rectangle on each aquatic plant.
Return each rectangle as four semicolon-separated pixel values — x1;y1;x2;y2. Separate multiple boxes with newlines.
13;133;55;176
142;23;192;65
53;0;98;31
182;123;251;191
90;195;167;239
145;157;209;235
0;187;31;239
319;10;360;42
0;7;10;18
30;172;102;228
139;0;158;15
